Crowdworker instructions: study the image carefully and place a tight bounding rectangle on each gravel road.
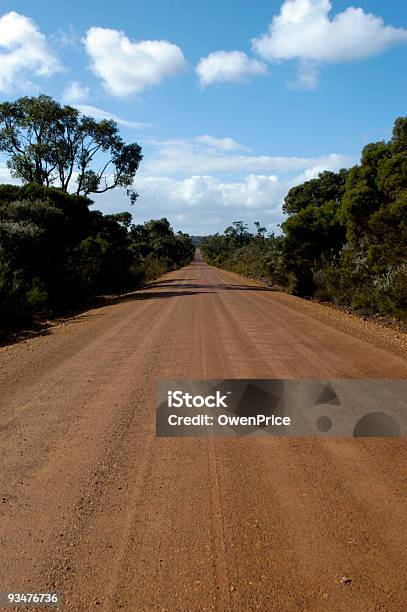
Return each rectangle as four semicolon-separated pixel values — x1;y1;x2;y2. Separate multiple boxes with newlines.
0;254;406;610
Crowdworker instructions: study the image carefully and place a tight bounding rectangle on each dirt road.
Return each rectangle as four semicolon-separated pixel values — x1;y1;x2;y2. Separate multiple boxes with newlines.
1;254;406;611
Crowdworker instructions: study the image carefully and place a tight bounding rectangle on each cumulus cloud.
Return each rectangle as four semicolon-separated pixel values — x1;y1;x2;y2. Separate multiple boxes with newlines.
0;11;61;92
196;50;267;86
138;174;281;209
144;135;351;176
92;141;352;234
83;27;187;96
252;0;407;88
62;81;90;103
94;173;286;234
292;161;347;185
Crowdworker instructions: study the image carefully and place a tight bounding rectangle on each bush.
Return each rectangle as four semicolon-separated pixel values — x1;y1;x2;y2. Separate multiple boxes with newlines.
0;185;194;333
202;116;407;320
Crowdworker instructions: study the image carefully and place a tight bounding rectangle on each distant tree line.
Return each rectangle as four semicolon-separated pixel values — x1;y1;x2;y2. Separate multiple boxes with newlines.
0;96;194;334
202;117;407;320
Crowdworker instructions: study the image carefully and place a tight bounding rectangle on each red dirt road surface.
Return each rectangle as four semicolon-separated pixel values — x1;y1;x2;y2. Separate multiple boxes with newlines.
1;253;406;611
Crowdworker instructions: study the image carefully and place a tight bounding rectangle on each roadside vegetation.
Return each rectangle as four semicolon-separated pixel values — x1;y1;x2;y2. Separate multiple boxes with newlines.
202;117;407;320
0;96;194;334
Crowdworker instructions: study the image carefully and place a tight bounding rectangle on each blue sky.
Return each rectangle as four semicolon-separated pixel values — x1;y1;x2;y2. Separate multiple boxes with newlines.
0;0;406;234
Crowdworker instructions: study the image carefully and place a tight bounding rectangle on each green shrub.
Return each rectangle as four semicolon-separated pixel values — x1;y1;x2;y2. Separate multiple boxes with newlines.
0;185;194;333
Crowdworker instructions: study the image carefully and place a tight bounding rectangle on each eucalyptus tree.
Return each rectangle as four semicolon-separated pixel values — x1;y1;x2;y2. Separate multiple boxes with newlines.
0;94;142;199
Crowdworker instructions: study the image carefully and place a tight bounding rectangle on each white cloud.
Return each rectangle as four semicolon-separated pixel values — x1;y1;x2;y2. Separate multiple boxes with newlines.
62;81;90;103
252;0;407;88
93;144;353;234
94;173;286;234
196;50;267;86
83;27;187;97
138;174;281;209
0;162;15;183
92;131;354;233
144;135;352;176
60;82;155;128
195;135;248;151
0;11;61;92
292;160;348;185
74;104;155;130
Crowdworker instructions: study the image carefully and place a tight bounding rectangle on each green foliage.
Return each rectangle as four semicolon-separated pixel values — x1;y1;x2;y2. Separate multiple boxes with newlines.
0;185;194;332
283;170;348;214
282;199;346;295
202;116;407;319
0;94;193;334
0;95;142;199
202;224;287;287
